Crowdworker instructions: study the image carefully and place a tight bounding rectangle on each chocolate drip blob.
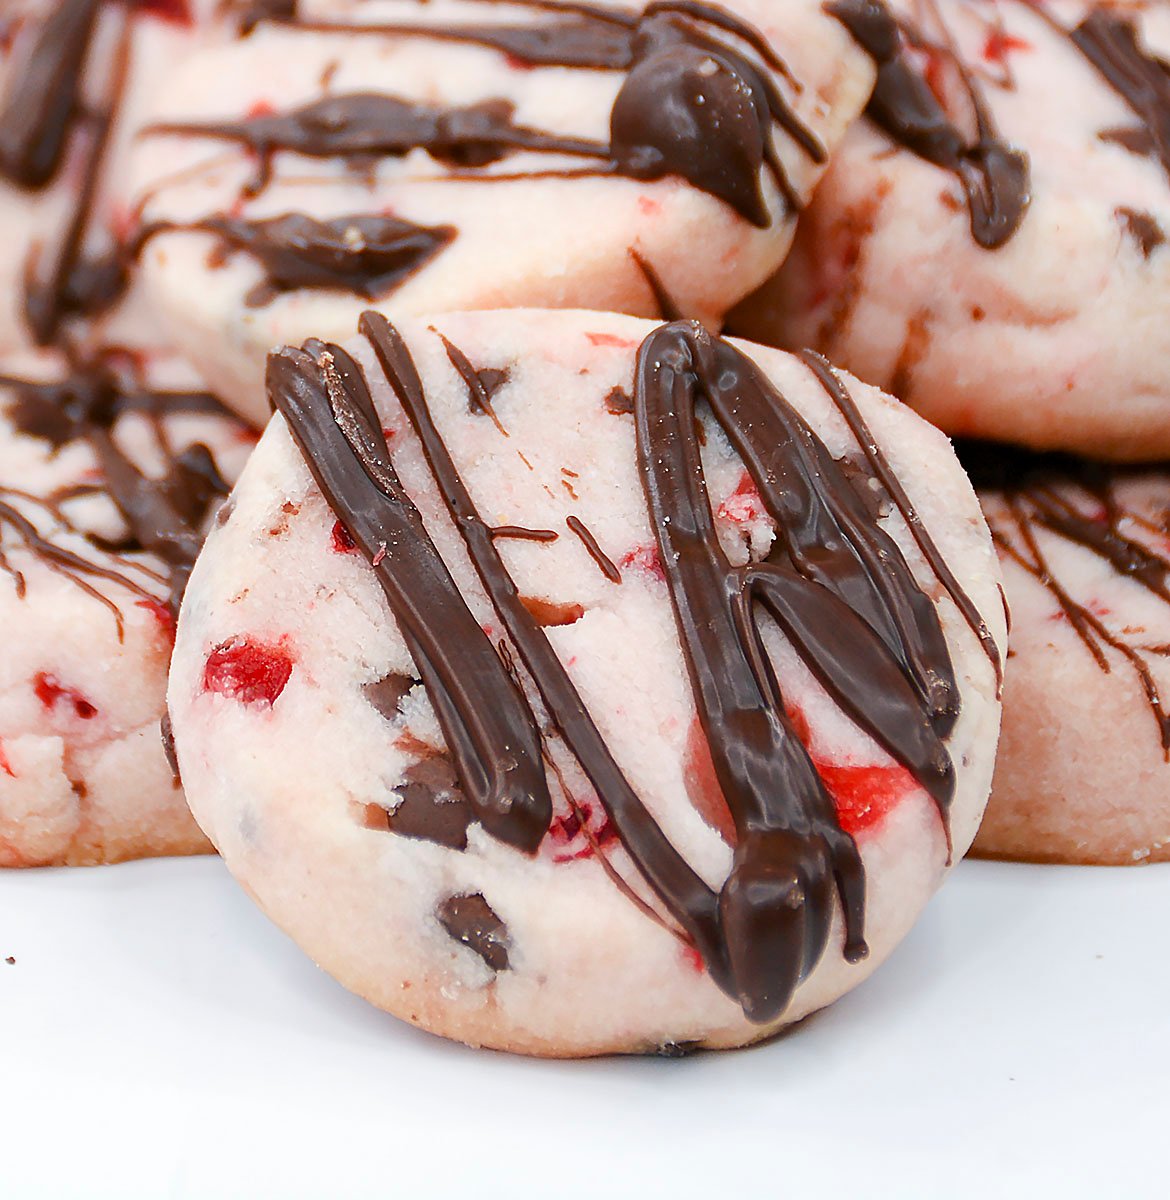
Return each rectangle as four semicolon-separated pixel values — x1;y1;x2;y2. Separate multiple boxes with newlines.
269;317;984;1022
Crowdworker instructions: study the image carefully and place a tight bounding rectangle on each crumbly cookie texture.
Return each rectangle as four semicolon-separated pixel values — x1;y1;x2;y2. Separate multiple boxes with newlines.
128;0;875;422
169;309;1004;1056
732;0;1170;461
964;446;1170;865
0;349;251;867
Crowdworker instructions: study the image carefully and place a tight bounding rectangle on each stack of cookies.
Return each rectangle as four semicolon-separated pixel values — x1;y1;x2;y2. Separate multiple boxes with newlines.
0;0;1163;1058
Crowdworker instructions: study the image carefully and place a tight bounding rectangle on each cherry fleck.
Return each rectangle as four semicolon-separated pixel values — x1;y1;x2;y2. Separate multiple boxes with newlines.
331;520;358;554
983;31;1031;64
586;332;637;349
137;598;176;638
34;673;98;720
619;543;666;582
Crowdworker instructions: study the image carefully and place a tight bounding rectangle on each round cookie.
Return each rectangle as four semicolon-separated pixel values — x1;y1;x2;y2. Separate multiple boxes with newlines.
731;0;1170;461
128;0;876;423
962;444;1170;865
0;348;251;867
0;0;226;358
168;309;1005;1056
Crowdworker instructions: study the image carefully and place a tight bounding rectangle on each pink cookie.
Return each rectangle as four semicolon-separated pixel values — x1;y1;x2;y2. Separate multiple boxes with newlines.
0;347;251;867
128;0;875;423
169;309;1004;1055
962;444;1170;865
732;0;1170;461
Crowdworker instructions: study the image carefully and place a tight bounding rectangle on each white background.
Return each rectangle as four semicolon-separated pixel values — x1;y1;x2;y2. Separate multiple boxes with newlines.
1;857;1166;1198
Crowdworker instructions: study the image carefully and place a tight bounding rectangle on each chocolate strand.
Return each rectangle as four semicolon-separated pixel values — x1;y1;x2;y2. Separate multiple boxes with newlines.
267;342;552;852
0;0;102;188
21;10;133;343
827;0;1029;249
635;324;870;1017
960;442;1170;754
709;343;960;733
801;350;1004;686
136;213;454;308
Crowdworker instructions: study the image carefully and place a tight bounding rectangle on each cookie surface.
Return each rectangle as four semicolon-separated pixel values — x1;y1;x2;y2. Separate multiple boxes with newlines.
732;0;1170;461
964;446;1170;865
0;350;249;866
169;309;1004;1055
128;0;875;423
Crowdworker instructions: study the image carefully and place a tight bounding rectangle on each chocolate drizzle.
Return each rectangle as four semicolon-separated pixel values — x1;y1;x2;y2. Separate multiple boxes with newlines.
1;1;138;342
153;0;823;225
148;94;611;192
960;442;1170;755
268;316;984;1023
138;213;455;308
266;340;552;852
827;0;1029;249
0;366;230;624
0;0;101;188
1065;10;1170;181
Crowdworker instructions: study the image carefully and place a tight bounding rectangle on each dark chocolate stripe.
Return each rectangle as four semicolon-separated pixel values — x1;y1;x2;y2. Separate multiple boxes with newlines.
266;341;552;851
21;10;132;344
137;213;454;309
1066;11;1170;182
801;350;1004;687
827;0;1029;249
0;0;102;188
703;344;959;735
566;515;621;584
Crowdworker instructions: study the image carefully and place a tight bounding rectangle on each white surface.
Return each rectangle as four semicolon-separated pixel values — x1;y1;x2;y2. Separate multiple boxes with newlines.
1;856;1166;1199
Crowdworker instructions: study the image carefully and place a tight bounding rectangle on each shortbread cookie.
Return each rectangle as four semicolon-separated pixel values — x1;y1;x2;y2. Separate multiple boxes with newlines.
0;348;250;867
168;309;1004;1055
963;444;1170;865
129;0;875;422
732;0;1170;461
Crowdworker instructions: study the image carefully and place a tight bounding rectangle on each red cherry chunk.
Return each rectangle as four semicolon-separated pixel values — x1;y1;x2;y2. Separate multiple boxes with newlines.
34;673;98;720
330;520;358;554
203;637;293;706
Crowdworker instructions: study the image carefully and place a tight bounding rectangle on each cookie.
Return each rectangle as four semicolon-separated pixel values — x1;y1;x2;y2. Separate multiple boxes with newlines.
731;0;1170;461
168;309;1004;1055
0;348;250;868
127;0;876;423
962;444;1170;865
